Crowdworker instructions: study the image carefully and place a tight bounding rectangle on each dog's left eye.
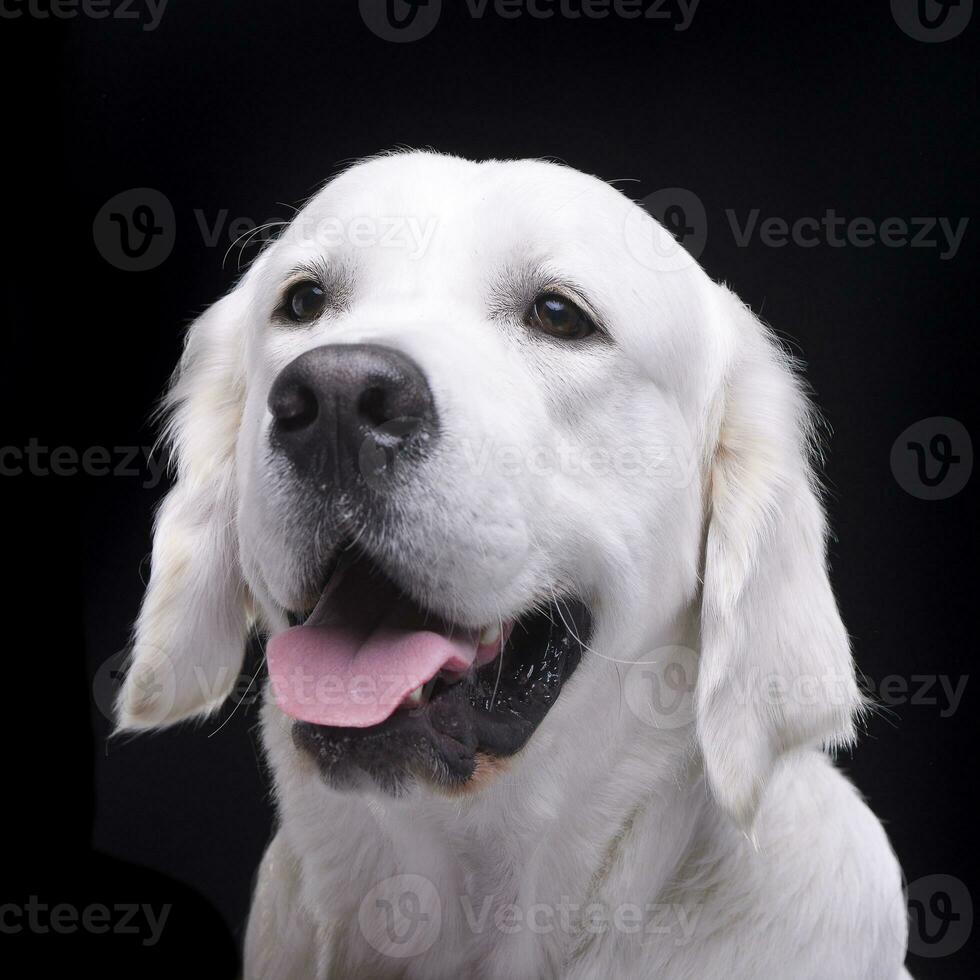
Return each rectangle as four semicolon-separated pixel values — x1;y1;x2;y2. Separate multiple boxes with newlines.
284;280;327;322
528;293;597;340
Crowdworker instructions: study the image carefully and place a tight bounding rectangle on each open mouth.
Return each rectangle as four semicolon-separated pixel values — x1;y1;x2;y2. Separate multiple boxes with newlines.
267;549;591;794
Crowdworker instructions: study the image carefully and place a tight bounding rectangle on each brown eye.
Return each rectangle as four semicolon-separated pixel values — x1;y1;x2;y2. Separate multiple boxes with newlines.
285;280;327;322
528;293;596;340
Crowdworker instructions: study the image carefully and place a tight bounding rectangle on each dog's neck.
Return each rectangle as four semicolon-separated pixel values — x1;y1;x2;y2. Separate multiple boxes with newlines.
268;606;712;972
282;712;706;974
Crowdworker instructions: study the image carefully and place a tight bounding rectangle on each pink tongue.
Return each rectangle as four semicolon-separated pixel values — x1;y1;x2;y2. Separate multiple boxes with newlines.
268;615;480;728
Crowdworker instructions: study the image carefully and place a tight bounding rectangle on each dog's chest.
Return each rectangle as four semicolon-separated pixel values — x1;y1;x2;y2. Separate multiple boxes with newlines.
307;833;575;980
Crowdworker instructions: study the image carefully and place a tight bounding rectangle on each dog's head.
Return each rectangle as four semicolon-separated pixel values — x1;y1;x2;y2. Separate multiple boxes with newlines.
118;152;862;827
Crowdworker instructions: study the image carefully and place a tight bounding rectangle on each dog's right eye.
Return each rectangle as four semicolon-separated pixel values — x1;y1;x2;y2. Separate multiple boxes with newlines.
283;281;327;322
527;293;597;341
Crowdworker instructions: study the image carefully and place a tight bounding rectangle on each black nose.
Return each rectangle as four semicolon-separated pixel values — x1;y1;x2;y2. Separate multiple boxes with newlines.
268;344;438;487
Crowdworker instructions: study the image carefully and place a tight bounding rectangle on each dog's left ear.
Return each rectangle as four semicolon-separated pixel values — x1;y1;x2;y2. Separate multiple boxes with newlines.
116;288;251;730
696;287;864;830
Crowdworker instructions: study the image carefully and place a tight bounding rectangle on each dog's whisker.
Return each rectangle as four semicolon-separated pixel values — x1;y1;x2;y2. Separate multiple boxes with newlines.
221;219;289;270
488;613;505;710
206;636;264;738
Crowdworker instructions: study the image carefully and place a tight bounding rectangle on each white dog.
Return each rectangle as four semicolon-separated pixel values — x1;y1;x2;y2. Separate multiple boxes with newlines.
117;151;910;979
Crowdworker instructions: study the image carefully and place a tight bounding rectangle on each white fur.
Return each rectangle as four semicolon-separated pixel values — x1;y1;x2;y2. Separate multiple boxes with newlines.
118;152;909;979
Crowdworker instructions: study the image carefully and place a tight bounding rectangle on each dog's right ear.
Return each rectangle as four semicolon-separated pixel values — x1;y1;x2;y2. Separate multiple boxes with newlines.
116;287;251;731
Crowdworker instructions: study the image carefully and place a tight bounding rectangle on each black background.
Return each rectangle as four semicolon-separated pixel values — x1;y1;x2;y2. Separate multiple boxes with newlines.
4;1;977;977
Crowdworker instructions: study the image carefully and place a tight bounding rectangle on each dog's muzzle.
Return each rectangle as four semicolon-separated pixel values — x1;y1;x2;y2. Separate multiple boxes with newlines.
268;343;438;487
263;343;594;796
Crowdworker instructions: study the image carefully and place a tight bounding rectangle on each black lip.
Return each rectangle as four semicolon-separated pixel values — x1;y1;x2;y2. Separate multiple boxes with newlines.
290;596;592;795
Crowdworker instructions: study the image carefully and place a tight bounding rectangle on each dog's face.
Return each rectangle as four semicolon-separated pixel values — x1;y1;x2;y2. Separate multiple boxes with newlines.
240;157;699;621
119;153;861;827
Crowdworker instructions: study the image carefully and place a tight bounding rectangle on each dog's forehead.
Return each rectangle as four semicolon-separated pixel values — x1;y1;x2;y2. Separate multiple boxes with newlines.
259;152;723;402
283;152;634;262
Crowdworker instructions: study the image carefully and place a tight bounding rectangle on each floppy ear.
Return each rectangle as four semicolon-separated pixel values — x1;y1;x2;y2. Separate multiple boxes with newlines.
696;288;864;829
116;288;251;730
